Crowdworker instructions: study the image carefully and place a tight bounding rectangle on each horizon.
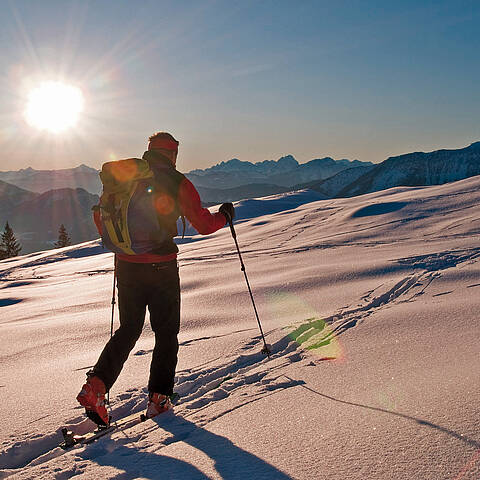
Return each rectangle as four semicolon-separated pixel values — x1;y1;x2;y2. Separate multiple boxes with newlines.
0;1;479;171
1;138;479;175
0;152;363;174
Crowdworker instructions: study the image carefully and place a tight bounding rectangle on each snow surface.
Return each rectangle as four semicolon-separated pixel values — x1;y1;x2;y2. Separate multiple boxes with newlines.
1;177;480;479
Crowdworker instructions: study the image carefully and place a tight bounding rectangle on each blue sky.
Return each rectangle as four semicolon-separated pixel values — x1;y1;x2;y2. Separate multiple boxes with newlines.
0;0;479;171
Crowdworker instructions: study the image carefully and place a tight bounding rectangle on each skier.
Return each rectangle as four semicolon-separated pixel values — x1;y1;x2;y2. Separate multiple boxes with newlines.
77;132;234;426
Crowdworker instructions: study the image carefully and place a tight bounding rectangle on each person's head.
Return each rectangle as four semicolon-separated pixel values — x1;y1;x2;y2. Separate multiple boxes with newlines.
147;132;179;166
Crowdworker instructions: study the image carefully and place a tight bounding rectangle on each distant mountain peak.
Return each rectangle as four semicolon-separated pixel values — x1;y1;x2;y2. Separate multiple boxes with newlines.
277;155;298;166
189;155;300;177
75;164;99;172
220;158;242;165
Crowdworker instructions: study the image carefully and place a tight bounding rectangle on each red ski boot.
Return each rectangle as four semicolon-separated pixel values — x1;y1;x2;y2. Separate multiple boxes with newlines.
145;392;172;419
76;374;110;427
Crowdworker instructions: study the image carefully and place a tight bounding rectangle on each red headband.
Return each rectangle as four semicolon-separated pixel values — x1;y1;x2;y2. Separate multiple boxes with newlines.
148;137;179;152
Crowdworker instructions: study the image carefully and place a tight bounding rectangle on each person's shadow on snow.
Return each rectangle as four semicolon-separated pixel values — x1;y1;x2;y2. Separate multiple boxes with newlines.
83;413;292;479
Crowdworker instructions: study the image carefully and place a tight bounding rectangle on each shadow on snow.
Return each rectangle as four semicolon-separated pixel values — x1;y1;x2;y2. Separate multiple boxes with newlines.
0;298;23;307
82;414;292;479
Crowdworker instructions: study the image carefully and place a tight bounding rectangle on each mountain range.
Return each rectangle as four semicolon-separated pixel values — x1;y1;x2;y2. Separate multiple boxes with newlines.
0;164;101;195
0;141;479;254
0;156;372;197
186;155;372;191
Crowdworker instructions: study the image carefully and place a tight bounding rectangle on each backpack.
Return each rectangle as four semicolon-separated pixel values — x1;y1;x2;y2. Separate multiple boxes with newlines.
96;157;185;255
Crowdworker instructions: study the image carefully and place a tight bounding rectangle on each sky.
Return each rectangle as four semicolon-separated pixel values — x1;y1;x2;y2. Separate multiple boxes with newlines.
0;0;479;172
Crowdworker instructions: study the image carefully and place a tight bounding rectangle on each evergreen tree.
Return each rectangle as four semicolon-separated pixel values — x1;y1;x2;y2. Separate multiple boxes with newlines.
0;222;22;258
54;224;72;248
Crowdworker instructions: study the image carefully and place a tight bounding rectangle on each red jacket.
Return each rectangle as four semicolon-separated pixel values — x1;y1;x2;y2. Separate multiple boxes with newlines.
94;177;227;263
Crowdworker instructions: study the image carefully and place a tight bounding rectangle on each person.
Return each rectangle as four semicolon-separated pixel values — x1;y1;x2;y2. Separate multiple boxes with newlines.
77;132;234;426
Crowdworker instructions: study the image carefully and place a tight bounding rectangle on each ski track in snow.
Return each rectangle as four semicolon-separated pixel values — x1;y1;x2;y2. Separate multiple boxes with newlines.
0;328;305;476
317;247;480;341
274;245;480;366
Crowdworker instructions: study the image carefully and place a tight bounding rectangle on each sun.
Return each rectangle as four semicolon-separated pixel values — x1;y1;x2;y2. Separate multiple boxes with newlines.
25;81;84;133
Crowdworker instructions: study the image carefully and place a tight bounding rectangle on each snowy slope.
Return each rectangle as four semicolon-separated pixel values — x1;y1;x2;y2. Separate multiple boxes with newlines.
339;141;480;197
1;176;480;479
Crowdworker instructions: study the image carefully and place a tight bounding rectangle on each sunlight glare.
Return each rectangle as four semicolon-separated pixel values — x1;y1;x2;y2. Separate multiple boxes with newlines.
25;81;84;133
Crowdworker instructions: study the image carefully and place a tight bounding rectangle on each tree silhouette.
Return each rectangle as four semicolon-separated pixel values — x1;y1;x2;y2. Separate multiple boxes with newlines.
54;224;72;248
0;222;22;259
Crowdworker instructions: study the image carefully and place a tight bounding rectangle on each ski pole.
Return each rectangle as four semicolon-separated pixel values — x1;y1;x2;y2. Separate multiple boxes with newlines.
226;215;271;357
107;255;117;404
110;254;117;340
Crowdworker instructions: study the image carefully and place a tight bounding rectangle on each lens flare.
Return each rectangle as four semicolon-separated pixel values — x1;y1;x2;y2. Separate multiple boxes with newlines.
266;293;345;361
154;193;175;215
288;317;344;360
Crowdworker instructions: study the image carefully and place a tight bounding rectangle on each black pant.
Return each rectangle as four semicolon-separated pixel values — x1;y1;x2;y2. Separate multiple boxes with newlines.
93;259;180;395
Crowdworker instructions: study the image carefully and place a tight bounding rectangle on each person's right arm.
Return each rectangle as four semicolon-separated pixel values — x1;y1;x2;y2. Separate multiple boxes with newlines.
178;178;227;234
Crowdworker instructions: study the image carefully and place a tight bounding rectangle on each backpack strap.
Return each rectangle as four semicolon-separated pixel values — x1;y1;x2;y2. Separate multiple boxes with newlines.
147;159;187;240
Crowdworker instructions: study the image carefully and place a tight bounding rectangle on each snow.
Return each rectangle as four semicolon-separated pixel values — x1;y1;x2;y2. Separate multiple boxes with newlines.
1;176;480;479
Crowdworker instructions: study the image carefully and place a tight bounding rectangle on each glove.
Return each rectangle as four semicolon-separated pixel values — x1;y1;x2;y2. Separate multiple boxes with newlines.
219;202;235;222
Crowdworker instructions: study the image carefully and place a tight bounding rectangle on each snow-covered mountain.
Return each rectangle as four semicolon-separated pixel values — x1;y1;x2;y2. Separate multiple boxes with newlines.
0;164;101;195
338;141;480;197
294;165;374;198
268;157;371;187
189;155;299;176
1;175;479;479
186;155;371;189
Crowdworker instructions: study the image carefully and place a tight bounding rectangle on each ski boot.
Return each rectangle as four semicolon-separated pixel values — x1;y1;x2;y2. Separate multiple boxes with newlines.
145;392;172;419
76;373;110;427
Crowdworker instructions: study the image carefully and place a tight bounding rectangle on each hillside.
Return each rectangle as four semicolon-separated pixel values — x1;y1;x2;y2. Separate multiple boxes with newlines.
1;175;479;479
2;188;99;253
0;180;39;219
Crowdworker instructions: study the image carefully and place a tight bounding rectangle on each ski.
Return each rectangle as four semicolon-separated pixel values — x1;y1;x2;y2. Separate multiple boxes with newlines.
60;411;143;449
60;393;180;450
